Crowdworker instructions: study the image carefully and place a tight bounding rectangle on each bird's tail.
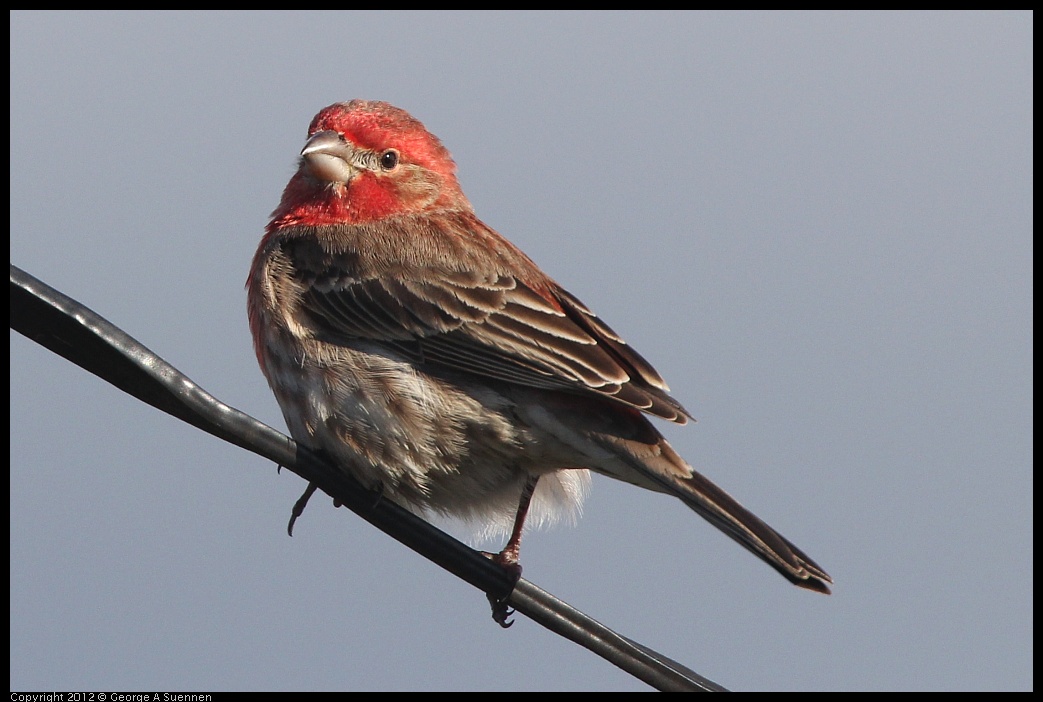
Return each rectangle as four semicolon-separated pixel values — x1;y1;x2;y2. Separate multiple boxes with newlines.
590;421;833;594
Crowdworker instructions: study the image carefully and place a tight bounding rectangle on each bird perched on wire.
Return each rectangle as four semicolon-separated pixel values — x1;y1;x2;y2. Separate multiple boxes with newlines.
248;100;832;616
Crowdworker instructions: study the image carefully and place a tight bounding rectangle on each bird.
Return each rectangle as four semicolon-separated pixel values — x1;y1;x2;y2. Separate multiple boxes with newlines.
247;100;832;611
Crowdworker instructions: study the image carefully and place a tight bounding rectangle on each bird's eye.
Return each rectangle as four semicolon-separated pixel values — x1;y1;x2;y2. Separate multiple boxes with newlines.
380;149;399;170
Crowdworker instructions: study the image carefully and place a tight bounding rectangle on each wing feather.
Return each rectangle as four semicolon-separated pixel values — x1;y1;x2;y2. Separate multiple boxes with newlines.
284;234;691;422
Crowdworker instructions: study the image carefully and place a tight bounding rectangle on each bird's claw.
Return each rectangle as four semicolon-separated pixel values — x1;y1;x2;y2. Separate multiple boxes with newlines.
482;549;523;628
287;481;319;536
487;593;516;628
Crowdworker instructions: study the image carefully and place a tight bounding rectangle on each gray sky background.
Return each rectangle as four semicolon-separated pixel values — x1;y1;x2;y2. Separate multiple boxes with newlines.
10;11;1032;692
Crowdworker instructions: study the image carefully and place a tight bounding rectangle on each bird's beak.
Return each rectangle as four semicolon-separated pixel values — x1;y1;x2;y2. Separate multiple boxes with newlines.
300;130;357;184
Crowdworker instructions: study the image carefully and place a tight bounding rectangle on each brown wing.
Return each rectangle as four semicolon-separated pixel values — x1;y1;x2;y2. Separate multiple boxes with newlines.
287;239;691;424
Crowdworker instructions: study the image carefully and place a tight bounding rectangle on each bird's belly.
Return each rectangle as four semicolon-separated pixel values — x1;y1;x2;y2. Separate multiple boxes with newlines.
263;339;589;533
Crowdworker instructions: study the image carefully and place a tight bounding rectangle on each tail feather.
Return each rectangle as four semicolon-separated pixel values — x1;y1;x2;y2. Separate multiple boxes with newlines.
513;389;832;592
595;432;833;594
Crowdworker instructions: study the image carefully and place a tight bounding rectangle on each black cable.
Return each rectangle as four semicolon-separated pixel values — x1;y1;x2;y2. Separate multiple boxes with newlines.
10;263;727;692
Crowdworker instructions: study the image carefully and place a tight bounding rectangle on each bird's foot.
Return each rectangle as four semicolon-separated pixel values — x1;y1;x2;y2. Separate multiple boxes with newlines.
482;548;523;628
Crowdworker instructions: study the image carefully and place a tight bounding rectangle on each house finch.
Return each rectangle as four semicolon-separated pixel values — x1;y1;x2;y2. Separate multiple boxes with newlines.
248;100;832;600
